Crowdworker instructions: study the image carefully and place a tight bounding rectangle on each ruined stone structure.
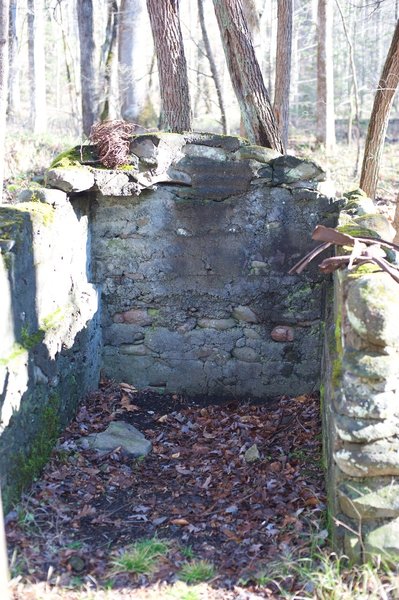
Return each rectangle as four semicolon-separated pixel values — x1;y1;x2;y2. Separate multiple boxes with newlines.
322;194;399;562
1;133;398;561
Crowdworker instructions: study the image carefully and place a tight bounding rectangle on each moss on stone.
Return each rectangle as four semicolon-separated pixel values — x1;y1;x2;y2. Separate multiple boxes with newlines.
50;145;97;169
6;394;61;506
20;325;45;350
347;264;381;279
337;223;380;239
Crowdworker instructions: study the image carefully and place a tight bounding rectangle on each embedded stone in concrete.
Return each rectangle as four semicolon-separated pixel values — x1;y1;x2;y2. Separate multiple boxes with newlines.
46;167;95;193
93;169;140;196
272;155;326;184
353;214;396;241
197;318;236;331
335;414;399;443
346;273;399;348
232;347;260;363
235;145;281;163
345;350;399;383
271;325;294;342
232;305;258;323
339;480;399;520
185;144;228;161
365;518;399;561
337;373;399;419
79;421;152;457
334;438;399;477
113;308;153;326
119;344;149;356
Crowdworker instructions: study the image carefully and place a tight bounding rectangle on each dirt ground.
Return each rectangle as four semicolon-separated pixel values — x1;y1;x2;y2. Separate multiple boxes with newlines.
7;381;326;599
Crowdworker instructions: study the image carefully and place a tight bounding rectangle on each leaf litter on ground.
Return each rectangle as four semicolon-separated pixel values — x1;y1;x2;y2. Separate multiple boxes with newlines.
6;381;327;598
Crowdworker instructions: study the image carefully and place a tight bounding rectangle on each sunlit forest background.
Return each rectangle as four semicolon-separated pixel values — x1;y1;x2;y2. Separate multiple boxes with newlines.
3;0;399;204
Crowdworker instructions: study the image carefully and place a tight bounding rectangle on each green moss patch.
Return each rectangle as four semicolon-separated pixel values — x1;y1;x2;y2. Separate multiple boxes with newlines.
6;395;61;507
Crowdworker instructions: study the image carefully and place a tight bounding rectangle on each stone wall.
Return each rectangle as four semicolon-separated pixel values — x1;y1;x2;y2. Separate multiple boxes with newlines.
0;192;101;509
47;133;337;399
322;191;399;561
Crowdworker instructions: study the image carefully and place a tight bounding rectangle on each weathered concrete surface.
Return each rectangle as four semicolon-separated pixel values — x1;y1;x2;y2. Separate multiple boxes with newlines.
80;133;338;398
0;196;101;509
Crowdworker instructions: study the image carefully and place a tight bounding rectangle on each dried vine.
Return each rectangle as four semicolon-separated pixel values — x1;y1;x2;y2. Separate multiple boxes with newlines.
90;120;137;168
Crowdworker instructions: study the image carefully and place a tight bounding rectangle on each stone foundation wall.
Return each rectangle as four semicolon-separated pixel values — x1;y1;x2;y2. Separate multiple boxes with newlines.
76;133;337;398
322;192;399;561
0;193;101;509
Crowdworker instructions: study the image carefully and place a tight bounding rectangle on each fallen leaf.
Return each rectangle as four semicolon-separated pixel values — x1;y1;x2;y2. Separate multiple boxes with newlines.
170;518;189;526
175;465;192;475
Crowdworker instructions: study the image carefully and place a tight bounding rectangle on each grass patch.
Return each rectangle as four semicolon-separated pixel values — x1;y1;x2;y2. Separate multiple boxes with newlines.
110;537;170;576
178;560;216;584
180;545;195;560
242;551;399;599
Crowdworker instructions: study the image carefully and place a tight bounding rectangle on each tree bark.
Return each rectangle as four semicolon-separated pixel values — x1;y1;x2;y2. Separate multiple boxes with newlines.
7;0;20;122
360;20;399;198
77;0;97;136
0;0;9;204
118;0;148;123
212;0;283;152
27;0;47;133
146;0;191;132
273;0;293;151
99;0;118;121
316;0;335;150
197;0;228;134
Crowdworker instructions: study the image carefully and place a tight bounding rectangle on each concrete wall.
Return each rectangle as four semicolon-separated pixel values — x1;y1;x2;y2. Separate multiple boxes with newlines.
0;191;101;509
322;191;399;562
80;133;338;398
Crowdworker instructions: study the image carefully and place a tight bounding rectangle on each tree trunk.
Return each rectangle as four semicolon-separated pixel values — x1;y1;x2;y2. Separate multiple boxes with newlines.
27;0;47;133
77;0;97;137
99;0;118;122
0;0;10;581
273;0;292;151
197;0;228;134
316;0;335;151
394;192;399;243
0;0;9;204
7;0;20;122
118;0;148;123
360;20;399;199
212;0;283;152
146;0;191;132
335;0;360;175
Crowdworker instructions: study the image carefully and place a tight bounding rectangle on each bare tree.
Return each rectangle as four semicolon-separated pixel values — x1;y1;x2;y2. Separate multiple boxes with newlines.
118;0;148;123
146;0;191;132
212;0;283;151
360;20;399;198
27;0;47;133
0;0;9;203
77;0;97;136
335;0;361;174
7;0;20;122
273;0;293;151
316;0;335;150
99;0;118;121
197;0;228;134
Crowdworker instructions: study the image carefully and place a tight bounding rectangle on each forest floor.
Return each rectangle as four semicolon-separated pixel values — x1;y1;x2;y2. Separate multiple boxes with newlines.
7;381;328;599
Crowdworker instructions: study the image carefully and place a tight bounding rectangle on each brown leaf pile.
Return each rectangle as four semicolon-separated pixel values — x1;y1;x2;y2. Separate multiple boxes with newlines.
90;120;136;168
6;382;326;597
